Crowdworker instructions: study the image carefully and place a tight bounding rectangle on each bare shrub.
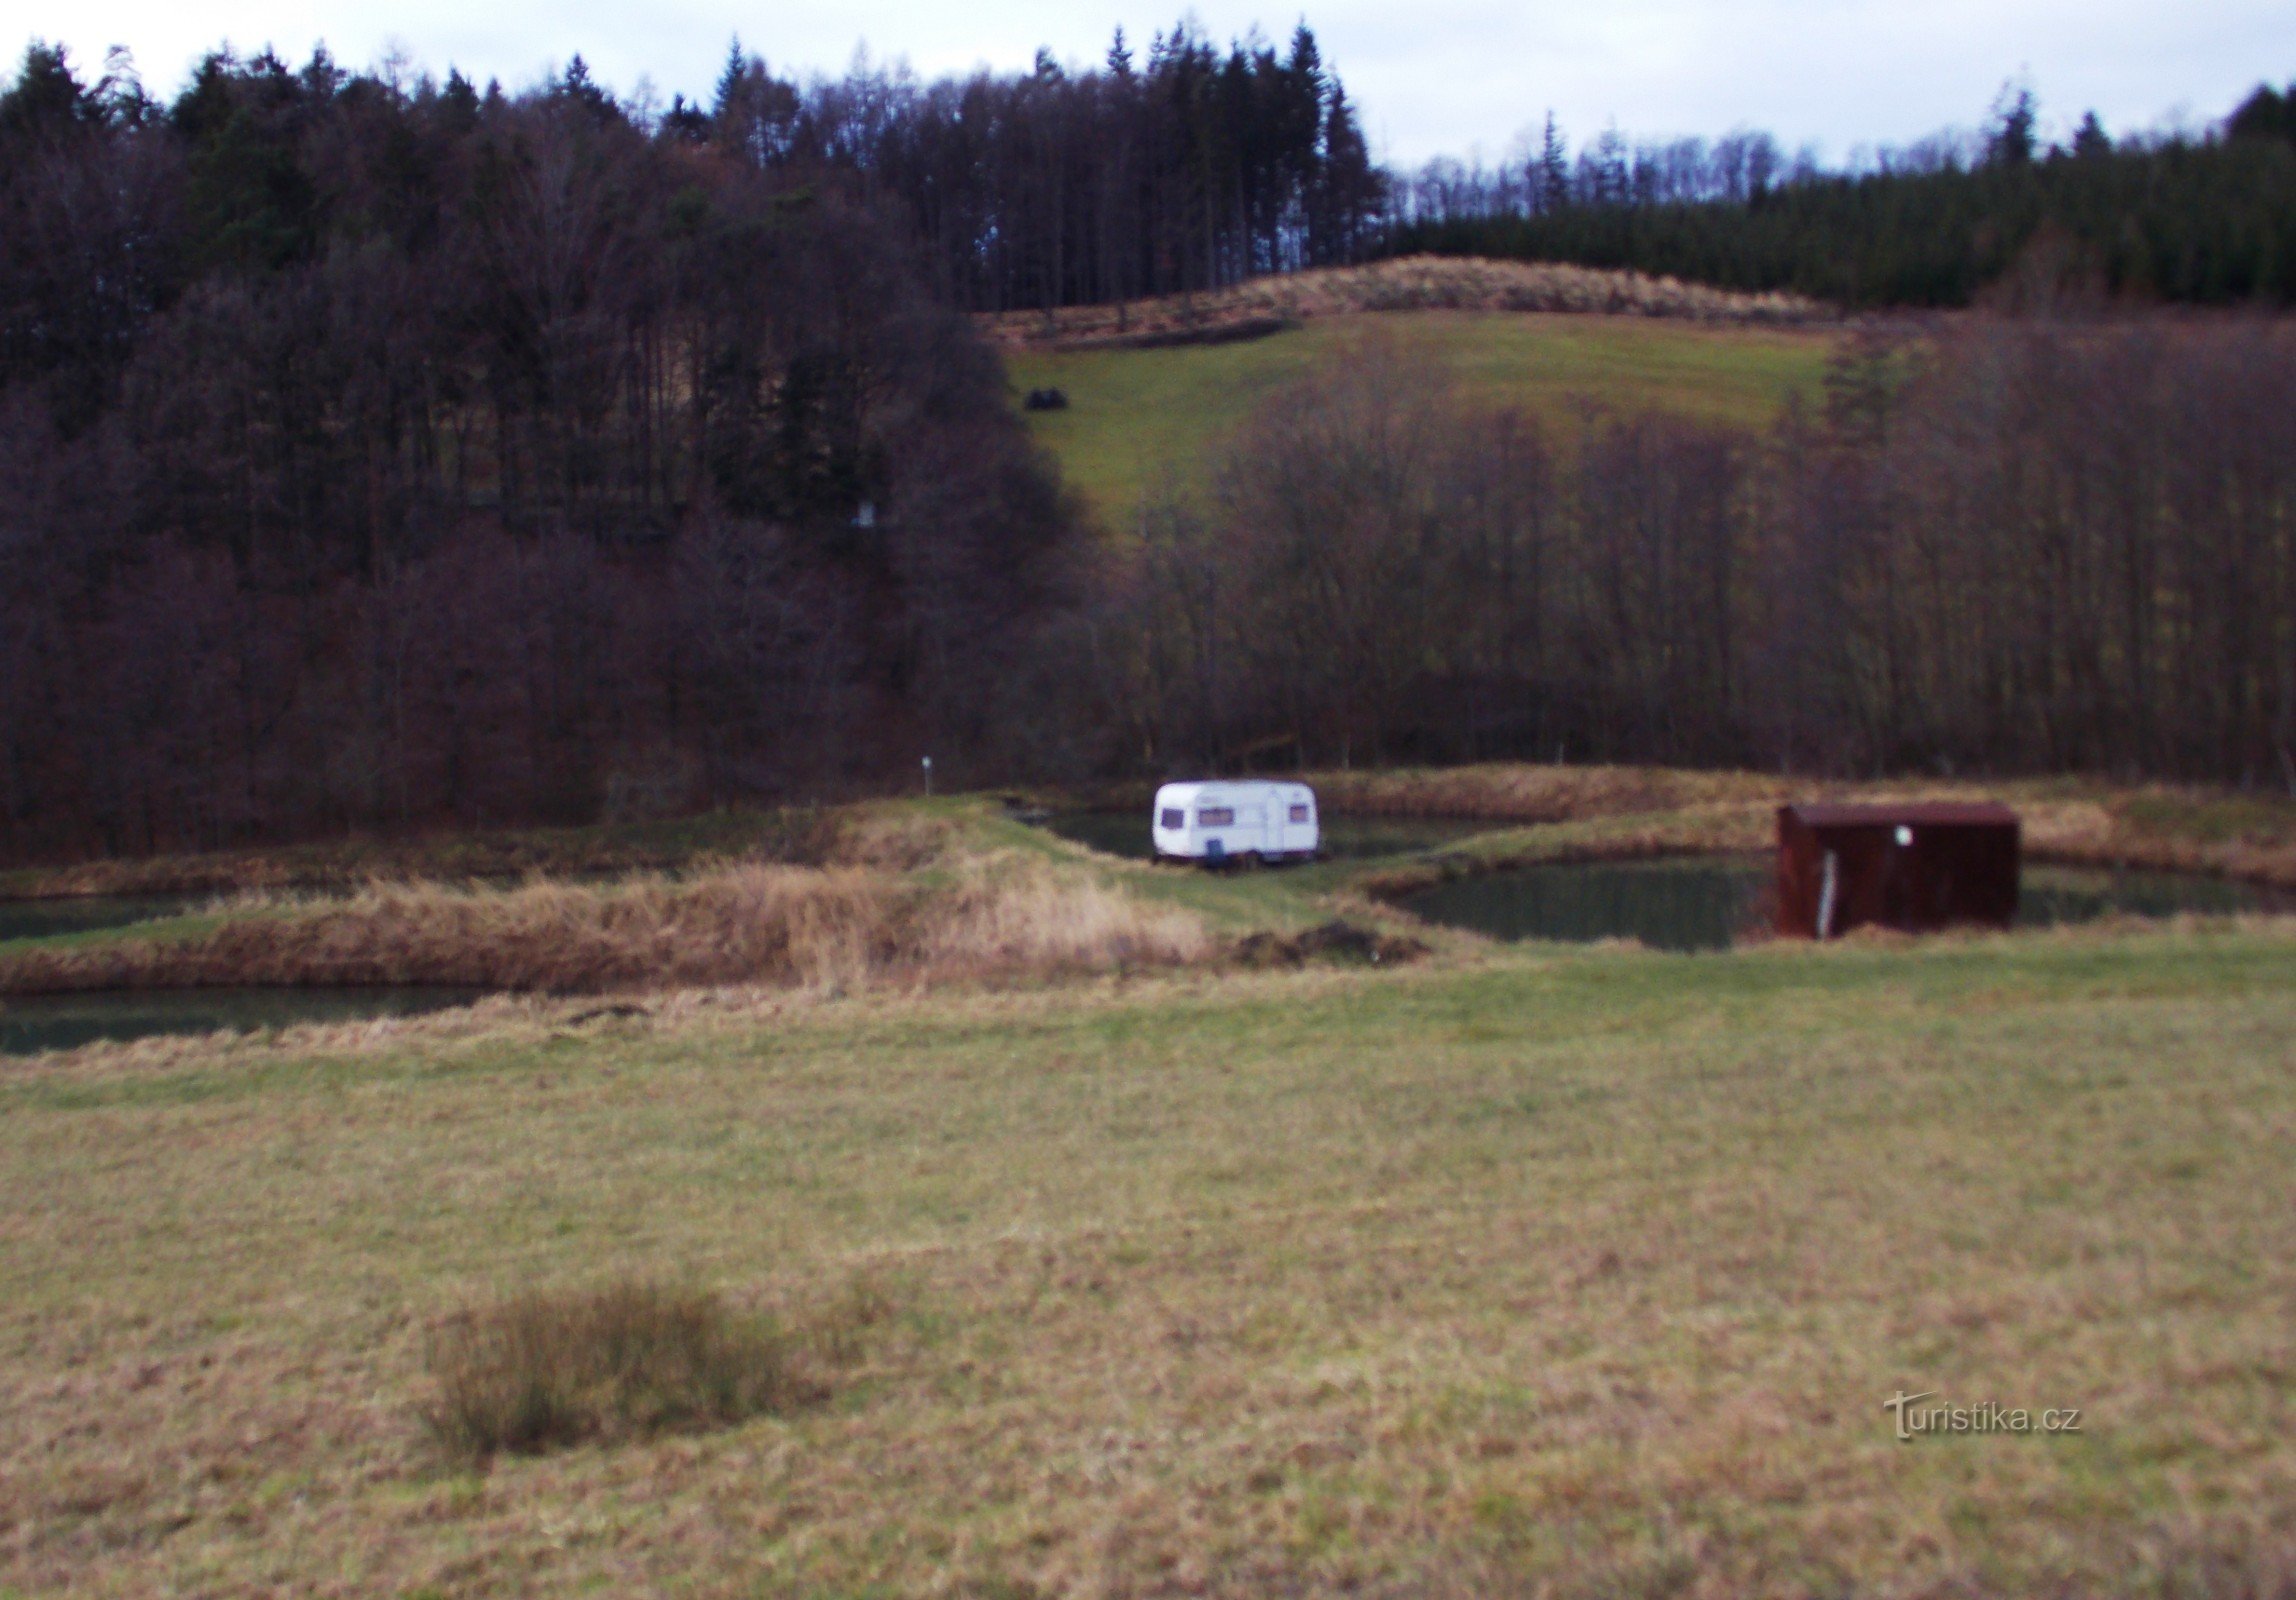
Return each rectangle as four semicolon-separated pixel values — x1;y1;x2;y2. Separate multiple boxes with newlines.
1230;920;1429;968
421;1282;807;1461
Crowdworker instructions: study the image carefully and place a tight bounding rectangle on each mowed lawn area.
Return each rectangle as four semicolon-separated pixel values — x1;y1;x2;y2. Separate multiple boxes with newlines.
3;924;2292;1596
1004;310;1839;527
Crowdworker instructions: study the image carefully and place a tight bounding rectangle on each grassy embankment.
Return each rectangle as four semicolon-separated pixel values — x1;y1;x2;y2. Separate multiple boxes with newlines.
1003;309;1840;529
0;803;1279;998
2;893;2292;1594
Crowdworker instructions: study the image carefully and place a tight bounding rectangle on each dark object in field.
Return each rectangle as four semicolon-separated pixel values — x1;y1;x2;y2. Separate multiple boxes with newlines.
1022;387;1070;411
567;1001;650;1025
421;1282;808;1460
1776;802;2019;939
1232;919;1429;969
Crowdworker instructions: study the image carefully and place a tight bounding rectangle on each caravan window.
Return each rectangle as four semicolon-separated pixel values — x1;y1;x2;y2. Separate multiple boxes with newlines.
1197;807;1235;827
1160;808;1183;830
1289;803;1310;823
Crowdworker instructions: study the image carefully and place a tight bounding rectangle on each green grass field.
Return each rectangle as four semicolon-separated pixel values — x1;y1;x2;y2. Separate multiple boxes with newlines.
4;790;2294;1597
1005;311;1839;528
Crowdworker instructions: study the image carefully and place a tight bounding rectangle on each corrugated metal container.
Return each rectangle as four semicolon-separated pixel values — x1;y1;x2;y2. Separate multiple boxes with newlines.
1776;802;2020;939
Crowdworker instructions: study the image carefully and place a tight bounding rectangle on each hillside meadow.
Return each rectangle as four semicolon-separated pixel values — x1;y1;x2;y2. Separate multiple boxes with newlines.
1003;310;1841;527
1;784;2294;1596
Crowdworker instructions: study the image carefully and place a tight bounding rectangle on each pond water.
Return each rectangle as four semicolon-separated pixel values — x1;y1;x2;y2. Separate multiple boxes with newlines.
0;987;486;1057
1044;811;1491;862
1404;857;1769;952
1401;857;2289;953
0;893;208;945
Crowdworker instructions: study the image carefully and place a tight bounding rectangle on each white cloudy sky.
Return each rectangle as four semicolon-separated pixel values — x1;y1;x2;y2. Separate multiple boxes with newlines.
11;0;2290;165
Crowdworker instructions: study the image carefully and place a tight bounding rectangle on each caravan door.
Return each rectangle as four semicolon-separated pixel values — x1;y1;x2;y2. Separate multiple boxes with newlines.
1277;789;1316;856
1234;803;1264;857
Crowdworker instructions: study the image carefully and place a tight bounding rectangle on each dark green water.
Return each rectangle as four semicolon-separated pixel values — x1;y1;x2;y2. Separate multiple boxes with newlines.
1405;858;1769;952
1044;811;1490;862
0;987;485;1057
1403;857;2287;952
0;893;206;945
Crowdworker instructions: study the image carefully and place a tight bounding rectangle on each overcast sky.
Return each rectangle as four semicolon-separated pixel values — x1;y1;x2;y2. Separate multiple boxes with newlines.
12;0;2290;165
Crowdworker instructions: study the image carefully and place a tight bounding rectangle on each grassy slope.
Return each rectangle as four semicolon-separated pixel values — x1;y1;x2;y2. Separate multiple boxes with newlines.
4;920;2293;1596
1005;310;1839;528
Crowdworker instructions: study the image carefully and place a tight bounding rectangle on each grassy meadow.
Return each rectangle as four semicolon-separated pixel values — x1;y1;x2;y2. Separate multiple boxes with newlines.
1004;311;1839;527
2;781;2295;1595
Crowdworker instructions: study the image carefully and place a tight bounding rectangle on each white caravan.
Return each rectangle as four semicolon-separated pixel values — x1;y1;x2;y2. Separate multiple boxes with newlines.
1151;780;1319;865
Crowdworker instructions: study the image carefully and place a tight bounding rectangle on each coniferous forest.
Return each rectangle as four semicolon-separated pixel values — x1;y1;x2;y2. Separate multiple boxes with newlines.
1387;83;2296;308
2;33;2294;863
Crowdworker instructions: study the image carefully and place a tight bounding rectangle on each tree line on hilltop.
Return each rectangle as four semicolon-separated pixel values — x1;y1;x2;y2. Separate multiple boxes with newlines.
1389;82;2296;307
704;24;1384;310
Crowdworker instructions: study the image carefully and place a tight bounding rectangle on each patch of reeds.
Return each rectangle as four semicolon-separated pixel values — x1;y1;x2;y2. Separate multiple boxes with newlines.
0;855;1212;996
918;861;1211;979
421;1282;812;1460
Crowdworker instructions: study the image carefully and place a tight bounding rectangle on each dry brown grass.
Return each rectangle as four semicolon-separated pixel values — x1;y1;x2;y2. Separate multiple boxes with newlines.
0;853;1212;997
979;255;1830;349
0;865;897;994
921;858;1212;979
818;804;960;871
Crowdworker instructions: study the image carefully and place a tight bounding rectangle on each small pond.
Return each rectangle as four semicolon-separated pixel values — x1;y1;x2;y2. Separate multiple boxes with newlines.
0;987;486;1057
1044;811;1491;862
1402;857;2289;953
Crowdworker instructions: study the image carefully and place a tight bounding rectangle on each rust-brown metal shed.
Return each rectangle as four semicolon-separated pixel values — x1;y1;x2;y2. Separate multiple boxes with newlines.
1776;802;2020;939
